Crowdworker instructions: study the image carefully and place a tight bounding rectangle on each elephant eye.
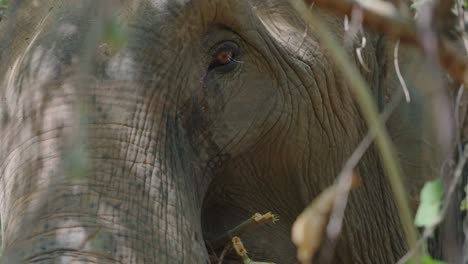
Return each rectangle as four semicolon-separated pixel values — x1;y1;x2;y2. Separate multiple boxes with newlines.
208;41;240;73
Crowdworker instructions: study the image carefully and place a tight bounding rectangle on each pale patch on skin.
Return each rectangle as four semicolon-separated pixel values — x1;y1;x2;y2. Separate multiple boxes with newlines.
2;57;22;120
29;47;58;84
106;52;137;81
148;0;190;11
2;16;53;120
54;220;87;247
2;8;53;112
57;24;78;37
96;202;137;261
27;47;60;113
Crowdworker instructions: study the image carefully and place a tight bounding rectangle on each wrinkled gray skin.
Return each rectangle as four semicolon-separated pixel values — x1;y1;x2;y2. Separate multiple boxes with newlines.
0;0;452;263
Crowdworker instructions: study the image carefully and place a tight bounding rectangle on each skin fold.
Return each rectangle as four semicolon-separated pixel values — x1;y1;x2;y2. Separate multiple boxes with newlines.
0;0;453;263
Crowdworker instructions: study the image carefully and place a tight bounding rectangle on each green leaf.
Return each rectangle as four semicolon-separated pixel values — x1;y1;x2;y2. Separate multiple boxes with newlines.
414;178;443;228
406;255;447;264
461;199;468;211
462;184;468;211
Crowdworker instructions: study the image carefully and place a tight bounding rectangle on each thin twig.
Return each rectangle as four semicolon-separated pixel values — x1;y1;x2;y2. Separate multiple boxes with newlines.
456;85;465;156
217;244;231;264
394;40;411;102
344;7;371;72
356;36;370;72
344;6;363;49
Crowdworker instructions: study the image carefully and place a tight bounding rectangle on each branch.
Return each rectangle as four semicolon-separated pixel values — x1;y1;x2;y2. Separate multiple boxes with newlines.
305;0;468;85
207;212;279;250
232;236;276;264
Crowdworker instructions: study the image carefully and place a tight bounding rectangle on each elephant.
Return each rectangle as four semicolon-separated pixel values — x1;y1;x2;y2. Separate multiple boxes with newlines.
0;0;461;263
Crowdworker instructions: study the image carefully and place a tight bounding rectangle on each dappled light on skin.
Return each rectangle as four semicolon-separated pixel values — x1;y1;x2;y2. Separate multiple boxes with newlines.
54;220;87;249
57;24;78;38
148;0;190;12
105;53;138;80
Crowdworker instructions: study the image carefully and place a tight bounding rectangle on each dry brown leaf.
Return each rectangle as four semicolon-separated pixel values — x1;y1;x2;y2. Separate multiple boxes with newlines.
291;175;361;264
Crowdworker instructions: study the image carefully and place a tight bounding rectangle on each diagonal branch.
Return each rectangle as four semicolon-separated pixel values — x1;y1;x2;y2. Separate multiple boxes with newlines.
305;0;468;85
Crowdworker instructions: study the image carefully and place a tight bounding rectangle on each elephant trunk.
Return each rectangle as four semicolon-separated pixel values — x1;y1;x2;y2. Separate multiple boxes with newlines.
0;84;209;263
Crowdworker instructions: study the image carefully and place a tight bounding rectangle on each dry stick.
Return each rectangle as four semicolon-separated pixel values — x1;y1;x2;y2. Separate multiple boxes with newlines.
456;0;468;54
206;242;220;263
289;0;419;254
456;86;465;156
217;244;231;264
396;144;468;264
208;212;279;250
394;40;411;102
345;8;371;72
305;0;468;85
232;236;275;264
455;0;468;157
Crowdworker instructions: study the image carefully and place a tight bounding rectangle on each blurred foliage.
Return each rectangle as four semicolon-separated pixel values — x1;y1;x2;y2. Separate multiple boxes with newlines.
63;143;90;182
0;0;8;20
406;255;447;264
461;184;468;211
409;0;432;18
103;17;127;55
410;0;430;9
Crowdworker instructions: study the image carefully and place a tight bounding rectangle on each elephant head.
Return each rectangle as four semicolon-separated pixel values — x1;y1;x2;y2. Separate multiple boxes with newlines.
0;0;452;263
